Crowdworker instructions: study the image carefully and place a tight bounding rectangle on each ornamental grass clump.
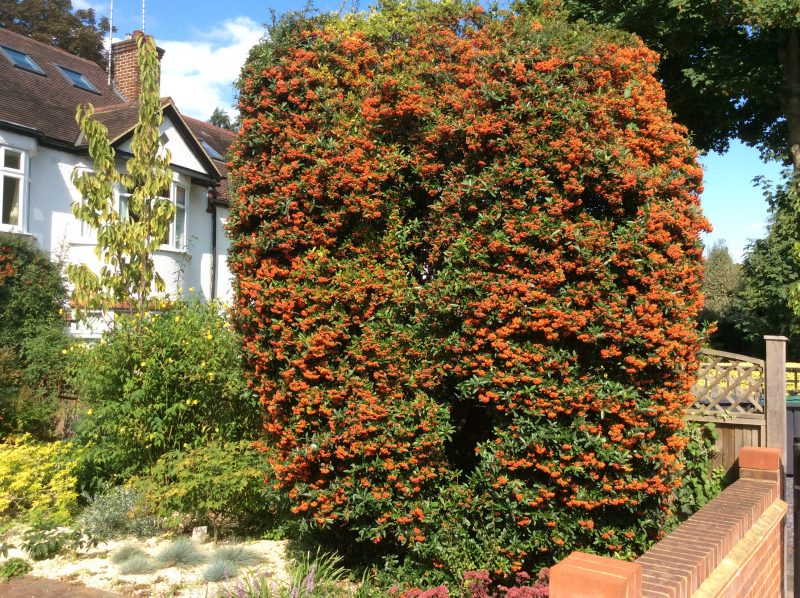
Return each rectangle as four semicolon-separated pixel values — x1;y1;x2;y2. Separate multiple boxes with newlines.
111;543;147;565
155;537;206;569
117;553;158;575
229;0;709;585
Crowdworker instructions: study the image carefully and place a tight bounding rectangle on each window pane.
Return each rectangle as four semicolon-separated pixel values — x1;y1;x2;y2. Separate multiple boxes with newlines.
56;65;99;93
4;150;21;170
1;46;44;74
118;193;129;221
175;185;186;207
175;205;186;248
2;175;20;226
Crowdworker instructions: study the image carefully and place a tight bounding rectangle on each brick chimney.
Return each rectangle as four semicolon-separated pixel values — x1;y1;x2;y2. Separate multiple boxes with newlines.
110;30;165;102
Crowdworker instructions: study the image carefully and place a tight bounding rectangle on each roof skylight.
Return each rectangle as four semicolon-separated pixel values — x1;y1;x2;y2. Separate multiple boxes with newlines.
56;65;99;93
200;139;223;160
0;46;44;74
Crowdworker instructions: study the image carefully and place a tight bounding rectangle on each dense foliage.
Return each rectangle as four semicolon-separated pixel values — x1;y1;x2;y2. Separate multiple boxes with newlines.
0;434;80;524
71;300;261;489
0;235;70;438
134;439;283;540
230;1;708;584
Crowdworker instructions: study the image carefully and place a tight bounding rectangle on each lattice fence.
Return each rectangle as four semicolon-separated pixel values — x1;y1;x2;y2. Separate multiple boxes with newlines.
689;349;765;419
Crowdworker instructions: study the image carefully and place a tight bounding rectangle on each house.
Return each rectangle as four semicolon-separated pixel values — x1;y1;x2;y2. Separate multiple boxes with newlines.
0;28;235;329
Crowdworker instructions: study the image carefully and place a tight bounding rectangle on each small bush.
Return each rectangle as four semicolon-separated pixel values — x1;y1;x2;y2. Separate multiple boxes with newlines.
0;557;31;582
71;300;261;490
77;485;158;541
154;537;206;569
204;558;239;582
117;553;158;575
111;543;147;565
134;440;282;539
20;523;93;561
0;434;79;524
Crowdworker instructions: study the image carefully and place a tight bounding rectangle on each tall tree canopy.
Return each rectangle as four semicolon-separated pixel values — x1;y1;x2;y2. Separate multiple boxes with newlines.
0;0;110;67
558;0;800;169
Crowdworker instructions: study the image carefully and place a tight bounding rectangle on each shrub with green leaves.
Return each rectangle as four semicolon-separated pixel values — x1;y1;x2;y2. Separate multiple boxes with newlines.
671;422;724;523
77;485;159;541
0;557;31;582
71;300;261;489
20;522;94;561
0;434;79;524
134;440;282;539
0;235;71;439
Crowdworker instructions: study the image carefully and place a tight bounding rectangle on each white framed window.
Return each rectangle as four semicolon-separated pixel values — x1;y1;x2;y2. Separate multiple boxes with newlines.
0;146;25;230
116;181;187;250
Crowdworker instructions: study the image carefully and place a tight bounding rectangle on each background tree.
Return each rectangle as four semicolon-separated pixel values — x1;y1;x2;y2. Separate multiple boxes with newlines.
557;0;800;169
701;240;744;352
207;107;236;131
68;34;174;323
0;0;111;68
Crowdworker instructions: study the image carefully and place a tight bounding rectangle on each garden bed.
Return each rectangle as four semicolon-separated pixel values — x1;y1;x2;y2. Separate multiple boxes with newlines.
3;532;290;597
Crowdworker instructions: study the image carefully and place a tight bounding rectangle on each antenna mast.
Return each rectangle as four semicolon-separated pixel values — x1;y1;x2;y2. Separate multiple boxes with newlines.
142;0;146;33
107;0;114;85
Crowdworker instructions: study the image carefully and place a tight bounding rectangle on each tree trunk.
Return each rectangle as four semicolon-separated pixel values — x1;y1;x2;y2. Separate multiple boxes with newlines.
779;28;800;171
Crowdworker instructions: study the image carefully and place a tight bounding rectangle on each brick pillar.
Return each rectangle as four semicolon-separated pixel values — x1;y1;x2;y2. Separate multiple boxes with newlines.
550;552;642;598
110;30;165;102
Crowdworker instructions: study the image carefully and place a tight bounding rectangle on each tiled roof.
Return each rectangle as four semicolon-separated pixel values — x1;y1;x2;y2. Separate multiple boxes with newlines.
0;27;121;144
0;27;235;199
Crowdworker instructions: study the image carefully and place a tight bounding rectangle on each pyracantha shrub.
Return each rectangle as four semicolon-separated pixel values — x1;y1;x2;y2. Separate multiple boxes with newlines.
228;0;709;583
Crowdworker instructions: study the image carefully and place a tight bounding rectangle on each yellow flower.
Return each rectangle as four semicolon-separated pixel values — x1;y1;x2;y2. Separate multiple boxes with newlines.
174;316;181;322
200;361;206;369
86;409;93;416
207;372;215;380
191;399;198;405
186;399;192;406
189;287;195;293
58;308;64;315
206;334;213;340
61;349;68;355
141;361;147;368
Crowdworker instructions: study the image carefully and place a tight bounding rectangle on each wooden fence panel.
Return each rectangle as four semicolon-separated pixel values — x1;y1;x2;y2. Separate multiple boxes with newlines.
687;337;787;479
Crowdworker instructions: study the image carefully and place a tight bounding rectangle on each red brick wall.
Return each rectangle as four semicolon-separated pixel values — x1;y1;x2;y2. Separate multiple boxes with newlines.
550;447;787;598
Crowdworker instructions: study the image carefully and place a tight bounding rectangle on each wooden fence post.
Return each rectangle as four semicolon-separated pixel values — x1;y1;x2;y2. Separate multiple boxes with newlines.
764;335;787;470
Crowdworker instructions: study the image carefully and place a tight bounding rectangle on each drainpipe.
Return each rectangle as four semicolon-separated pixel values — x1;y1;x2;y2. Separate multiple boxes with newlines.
206;186;217;300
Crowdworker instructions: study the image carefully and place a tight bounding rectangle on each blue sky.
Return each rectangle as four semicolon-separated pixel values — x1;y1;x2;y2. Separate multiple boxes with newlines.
82;0;786;263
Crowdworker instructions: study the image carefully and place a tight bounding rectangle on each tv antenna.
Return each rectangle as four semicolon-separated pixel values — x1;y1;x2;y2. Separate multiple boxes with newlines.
107;0;114;84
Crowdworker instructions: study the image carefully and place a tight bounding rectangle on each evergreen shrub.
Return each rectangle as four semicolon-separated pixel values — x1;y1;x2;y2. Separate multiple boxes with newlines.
229;1;709;583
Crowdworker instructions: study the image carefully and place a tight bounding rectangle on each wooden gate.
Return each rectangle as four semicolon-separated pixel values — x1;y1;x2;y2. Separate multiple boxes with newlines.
687;337;787;479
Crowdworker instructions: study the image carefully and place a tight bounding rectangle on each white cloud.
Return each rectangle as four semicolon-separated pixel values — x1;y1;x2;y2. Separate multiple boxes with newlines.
73;0;104;11
157;17;264;121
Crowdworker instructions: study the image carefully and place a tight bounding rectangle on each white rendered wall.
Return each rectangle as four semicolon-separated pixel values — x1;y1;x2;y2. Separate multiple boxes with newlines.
1;127;231;314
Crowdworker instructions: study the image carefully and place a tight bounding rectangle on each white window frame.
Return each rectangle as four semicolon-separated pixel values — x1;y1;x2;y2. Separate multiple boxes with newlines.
0;146;27;232
116;179;187;251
